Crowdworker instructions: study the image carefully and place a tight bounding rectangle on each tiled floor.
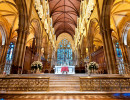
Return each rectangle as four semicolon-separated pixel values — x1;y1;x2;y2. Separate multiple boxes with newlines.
0;94;130;100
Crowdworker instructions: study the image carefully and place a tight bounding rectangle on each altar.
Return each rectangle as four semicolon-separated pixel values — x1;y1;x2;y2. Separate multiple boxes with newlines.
54;66;75;74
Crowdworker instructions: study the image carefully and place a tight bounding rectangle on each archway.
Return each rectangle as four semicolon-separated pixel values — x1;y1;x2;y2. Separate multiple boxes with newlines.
87;18;106;73
122;22;130;63
0;24;7;73
23;18;42;73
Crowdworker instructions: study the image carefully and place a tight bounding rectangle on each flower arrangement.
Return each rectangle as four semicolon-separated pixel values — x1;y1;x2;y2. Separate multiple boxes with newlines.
87;61;99;75
87;61;99;70
31;61;43;71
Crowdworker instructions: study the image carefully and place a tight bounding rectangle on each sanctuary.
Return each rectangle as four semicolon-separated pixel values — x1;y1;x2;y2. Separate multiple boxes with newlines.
0;0;130;99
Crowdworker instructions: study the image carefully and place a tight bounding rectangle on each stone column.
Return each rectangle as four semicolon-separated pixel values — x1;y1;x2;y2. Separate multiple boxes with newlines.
48;44;52;62
74;49;78;66
72;52;75;65
127;46;130;64
43;36;48;60
88;44;94;62
11;0;29;74
78;48;81;67
100;0;117;74
11;29;28;74
82;37;87;60
81;46;86;67
101;28;117;74
76;49;79;66
44;42;48;60
55;51;57;65
36;32;42;61
87;31;94;62
51;48;55;67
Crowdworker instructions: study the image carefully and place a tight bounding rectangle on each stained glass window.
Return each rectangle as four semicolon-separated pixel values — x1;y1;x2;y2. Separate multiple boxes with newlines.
115;42;125;74
115;42;122;58
6;42;14;61
4;42;15;74
57;39;73;65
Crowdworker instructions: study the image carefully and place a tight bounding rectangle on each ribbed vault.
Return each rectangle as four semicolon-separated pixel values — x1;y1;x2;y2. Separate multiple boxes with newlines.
48;0;81;38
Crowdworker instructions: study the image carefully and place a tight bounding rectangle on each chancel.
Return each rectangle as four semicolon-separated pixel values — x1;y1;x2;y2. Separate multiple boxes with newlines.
0;0;130;99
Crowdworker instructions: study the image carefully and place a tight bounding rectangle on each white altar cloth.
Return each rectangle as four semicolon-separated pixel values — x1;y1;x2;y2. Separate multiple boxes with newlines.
54;66;75;74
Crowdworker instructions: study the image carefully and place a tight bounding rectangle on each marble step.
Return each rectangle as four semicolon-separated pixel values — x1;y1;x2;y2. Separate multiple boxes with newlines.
49;77;80;80
49;75;80;91
50;81;80;85
49;88;80;91
50;79;79;81
49;84;80;87
49;85;80;91
49;82;80;91
49;76;80;78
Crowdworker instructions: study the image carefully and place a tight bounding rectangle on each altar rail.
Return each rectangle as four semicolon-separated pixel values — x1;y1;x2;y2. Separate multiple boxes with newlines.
80;76;130;91
0;76;50;91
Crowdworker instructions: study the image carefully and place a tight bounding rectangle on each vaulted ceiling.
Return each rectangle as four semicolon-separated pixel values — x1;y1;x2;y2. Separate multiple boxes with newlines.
0;0;18;44
48;0;81;38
